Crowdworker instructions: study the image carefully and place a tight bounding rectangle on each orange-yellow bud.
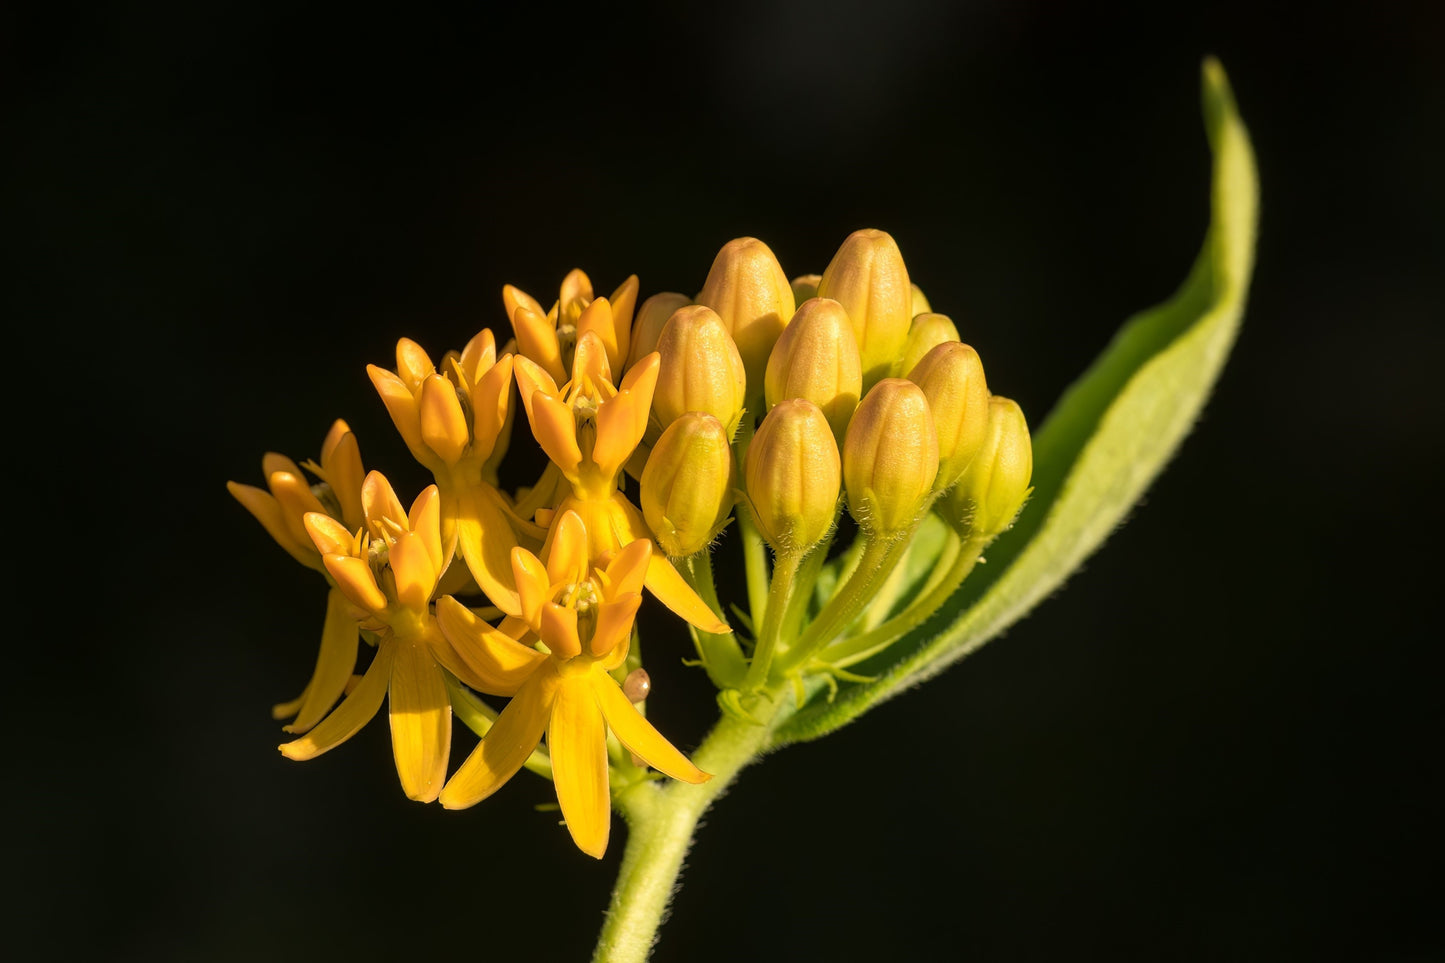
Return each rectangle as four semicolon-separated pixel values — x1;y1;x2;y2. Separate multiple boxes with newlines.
910;282;932;318
696;237;796;402
843;378;938;538
908;341;990;492
628;292;692;369
640;412;736;558
763;297;862;444
940;396;1033;538
899;312;961;378
744;400;840;554
816;229;913;391
791;273;821;305
651;305;748;437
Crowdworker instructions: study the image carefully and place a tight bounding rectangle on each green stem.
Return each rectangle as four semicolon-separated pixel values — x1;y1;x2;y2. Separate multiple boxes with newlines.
679;553;748;688
774;535;906;676
592;709;781;963
821;532;989;669
731;419;772;623
740;549;803;691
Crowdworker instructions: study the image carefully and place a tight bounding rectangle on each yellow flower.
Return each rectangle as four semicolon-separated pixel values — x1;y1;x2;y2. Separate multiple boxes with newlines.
279;471;500;803
513;331;729;634
436;510;710;857
367;330;523;616
505;268;640;384
228;420;366;733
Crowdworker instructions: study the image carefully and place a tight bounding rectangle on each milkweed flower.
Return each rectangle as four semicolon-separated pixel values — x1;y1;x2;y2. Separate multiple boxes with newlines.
435;509;710;857
505;268;639;383
367;329;523;615
228;419;366;732
279;471;501;802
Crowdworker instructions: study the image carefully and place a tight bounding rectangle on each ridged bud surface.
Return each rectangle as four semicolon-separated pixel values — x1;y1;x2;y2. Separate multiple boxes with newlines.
843;378;938;537
652;305;748;437
628;291;691;369
745;400;840;554
899;312;961;378
640;412;736;558
763;297;862;444
908;341;989;492
696;237;796;401
816;229;913;390
942;396;1033;538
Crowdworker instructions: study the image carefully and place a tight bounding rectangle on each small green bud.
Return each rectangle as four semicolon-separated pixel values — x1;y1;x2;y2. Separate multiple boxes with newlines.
940;396;1033;538
842;378;938;538
763;297;863;445
791;273;821;305
816;229;913;391
696;237;796;403
898;312;961;378
628;291;692;369
652;305;748;438
745;399;841;555
641;412;736;558
908;341;990;492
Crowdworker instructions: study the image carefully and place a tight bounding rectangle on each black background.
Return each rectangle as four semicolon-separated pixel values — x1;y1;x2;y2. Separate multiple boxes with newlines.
13;2;1443;960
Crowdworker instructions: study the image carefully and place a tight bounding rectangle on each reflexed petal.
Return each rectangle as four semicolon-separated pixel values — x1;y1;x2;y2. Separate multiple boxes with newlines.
513;306;566;385
395;337;436;392
262;452;304;481
512;547;550;628
603;537;652;598
302;512;354;559
268;471;327;548
419;375;469;467
271;688;306;720
323;554;389;613
323;429;366;530
440;666;557;809
530;394;584;480
609;274;639;365
408;485;444;576
434;596;547;695
388;639;451;802
454;484;521;616
459;327;497;382
361;471;407;533
388;531;436;611
589;594;640;658
228;481;315;566
577;296;620;372
593;672;709;784
541;602;582;659
470;355;513;463
285;587;362;733
320;419;351;464
546;510;589;587
279;641;394;760
367;365;425;457
550;676;611;858
512;356;559;422
503;284;545;327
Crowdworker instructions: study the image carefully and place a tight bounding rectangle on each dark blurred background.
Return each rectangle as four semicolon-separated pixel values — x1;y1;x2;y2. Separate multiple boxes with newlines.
12;1;1443;960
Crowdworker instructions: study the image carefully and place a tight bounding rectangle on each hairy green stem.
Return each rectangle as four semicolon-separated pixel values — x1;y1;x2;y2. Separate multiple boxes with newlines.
741;548;803;691
679;552;748;688
774;535;906;675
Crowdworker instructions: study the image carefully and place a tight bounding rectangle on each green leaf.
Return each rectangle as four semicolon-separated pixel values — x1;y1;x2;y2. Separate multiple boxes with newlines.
774;58;1259;745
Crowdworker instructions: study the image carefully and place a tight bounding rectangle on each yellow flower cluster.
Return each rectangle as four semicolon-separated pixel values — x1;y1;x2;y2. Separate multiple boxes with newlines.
231;229;1032;857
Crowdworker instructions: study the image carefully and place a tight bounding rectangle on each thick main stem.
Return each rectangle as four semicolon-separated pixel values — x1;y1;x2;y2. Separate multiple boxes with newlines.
592;711;779;963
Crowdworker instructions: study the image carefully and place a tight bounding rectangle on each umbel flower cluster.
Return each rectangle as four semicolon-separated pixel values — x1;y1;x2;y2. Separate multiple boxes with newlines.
230;229;1033;858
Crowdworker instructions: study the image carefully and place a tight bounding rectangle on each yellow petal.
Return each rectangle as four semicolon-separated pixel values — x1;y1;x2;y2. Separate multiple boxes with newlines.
388;639;451;802
503;284;545;327
512;355;559;423
589;594;640;658
541;602;582;659
618;350;660;413
511;547;550;629
513;306;566;385
323;553;389;614
228;481;315;567
613;497;730;633
440;665;557;809
470;354;514;463
609;274;639;366
603;536;652;598
530;392;583;480
577;296;620;373
459;327;497;383
361;471;407;534
284;587;362;733
592;671;710;784
303;511;353;557
279;641;394;760
572;330;613;390
453;484;521;616
388;530;436;611
368;365;425;458
592;384;648;481
268;470;326;549
546;510;589;587
561;267;593;306
408;485;445;576
271;688;306;720
434;595;547;695
321;428;366;530
395;337;436;392
550;675;611;858
262;452;304;480
419;374;470;467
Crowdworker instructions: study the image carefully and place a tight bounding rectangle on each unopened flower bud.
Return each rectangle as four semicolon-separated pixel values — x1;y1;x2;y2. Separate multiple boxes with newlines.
764;297;862;444
843;378;938;538
696;237;796;401
791;273;821;305
640;412;736;558
941;396;1033;538
652;305;748;437
816;229;913;390
628;291;691;369
899;312;961;378
910;283;932;318
908;342;990;492
745;400;840;555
